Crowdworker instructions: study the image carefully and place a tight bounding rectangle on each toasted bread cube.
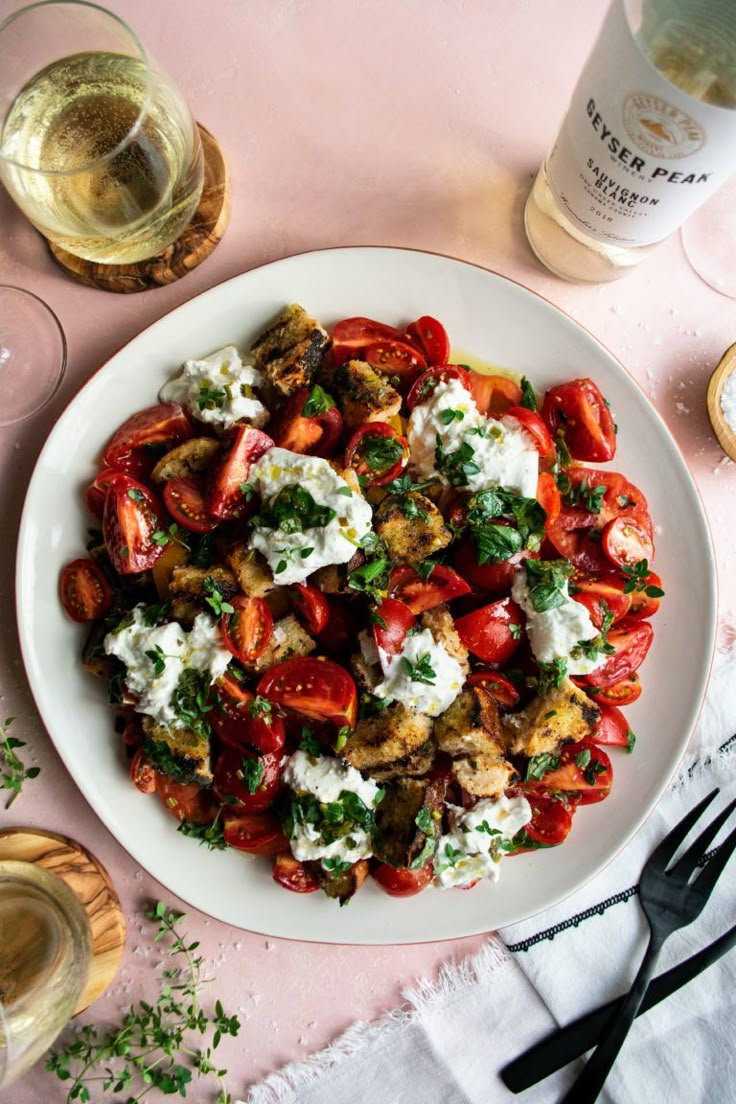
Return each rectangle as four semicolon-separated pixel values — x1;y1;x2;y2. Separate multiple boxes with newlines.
502;677;600;758
241;614;315;674
169;596;204;626
434;687;502;759
365;738;436;781
304;858;369;904
332;360;402;431
374;776;444;868
311;564;346;594
420;605;469;678
151;437;222;484
227;546;275;598
142;718;213;786
169;565;239;604
374;493;451;562
452;753;517;798
350;653;380;694
342;703;433;773
250;304;328;396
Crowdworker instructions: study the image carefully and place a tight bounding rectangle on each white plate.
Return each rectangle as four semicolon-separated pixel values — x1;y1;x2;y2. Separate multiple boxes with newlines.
17;247;716;944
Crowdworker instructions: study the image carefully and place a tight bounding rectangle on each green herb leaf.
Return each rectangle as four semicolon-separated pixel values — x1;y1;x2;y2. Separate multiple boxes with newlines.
520;376;537;411
434;435;481;487
239;757;265;794
524;559;574;613
253;485;336;534
348;557;389;600
357;433;404;474
298;729;321;757
203;576;235;616
197;383;227;410
627;729;637;754
525;752;561;782
534;658;568;696
302;384;336;418
144;645;167;678
335;725;351;753
0;717;39;809
127;487;144;502
440;407;465;426
399;653;436;686
575;748;592;769
472;523;523;565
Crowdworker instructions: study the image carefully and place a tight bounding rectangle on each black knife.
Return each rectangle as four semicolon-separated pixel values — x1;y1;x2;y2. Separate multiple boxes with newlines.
500;920;736;1093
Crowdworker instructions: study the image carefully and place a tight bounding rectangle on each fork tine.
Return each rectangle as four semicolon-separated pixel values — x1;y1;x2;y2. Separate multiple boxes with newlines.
669;796;736;879
691;817;736;899
643;788;719;875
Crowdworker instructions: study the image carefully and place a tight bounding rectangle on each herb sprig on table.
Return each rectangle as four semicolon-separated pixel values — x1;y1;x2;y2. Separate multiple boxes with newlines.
1;716;40;808
47;901;240;1103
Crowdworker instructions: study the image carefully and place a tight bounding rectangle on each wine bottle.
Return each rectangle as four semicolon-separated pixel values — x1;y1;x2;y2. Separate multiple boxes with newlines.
524;0;736;282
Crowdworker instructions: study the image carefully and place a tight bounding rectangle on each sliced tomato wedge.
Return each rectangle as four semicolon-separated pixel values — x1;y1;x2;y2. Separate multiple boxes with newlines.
271;387;343;458
156;777;216;823
516;790;575;846
208;426;273;520
103;403;192;477
602;517;654;569
532;740;613;805
85;467;120;519
505;406;554;458
314;596;360;656
407;365;473;410
405;316;450;365
372;597;416;656
364;339;426;384
213;746;283;813
627;570;663;619
585;672;642;706
468;373;522;416
580;617;653;689
455;598;524;664
453;536;539;597
466;670;520;708
593;704;632;748
211;677;286;755
225;811;288;855
257;657;358;728
290;583;330;634
130;747;157;794
331;316;409;366
272;852;320;892
388;563;471;614
102;473;166;574
372;861;433;897
59;558;112;622
344;422;409;487
163;475;218;534
542;378;616;463
536;472;561;527
221;596;273;664
570;574;632;625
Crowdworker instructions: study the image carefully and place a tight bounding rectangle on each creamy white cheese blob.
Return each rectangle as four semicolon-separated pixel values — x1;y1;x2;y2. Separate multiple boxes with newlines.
375;627;464;717
407;378;539;497
160;344;269;429
282;750;382;866
434;795;532;889
511;567;604;676
247;448;373;585
104;607;231;727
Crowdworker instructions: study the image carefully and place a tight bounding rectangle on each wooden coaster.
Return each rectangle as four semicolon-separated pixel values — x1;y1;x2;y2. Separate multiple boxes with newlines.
48;123;231;294
0;828;126;1014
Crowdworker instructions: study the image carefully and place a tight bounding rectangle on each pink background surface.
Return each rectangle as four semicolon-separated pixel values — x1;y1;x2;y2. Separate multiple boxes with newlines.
1;1;735;1099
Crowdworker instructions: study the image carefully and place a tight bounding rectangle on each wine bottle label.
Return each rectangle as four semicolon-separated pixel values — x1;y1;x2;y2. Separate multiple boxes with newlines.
547;0;736;247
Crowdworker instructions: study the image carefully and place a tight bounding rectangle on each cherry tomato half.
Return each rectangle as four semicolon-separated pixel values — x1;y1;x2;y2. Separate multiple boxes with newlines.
405;316;450;366
213;746;283;813
536;472;561;527
130;747;157;794
627;570;663;619
103;403;192;477
156;777;216;823
542;378;616;463
102;473;166;575
330;317;409;367
221;595;273;664
272;852;320;892
453;536;539;597
290;583;330;635
211;676;286;755
388;563;471;614
257;657;358;728
407;365;473;410
505;406;554;458
344;422;409;487
581;617;653;689
593;704;632;748
518;790;575;846
585;672;642;707
85;467;120;519
570;574;632;625
208;426;273;520
364;339;426;384
163;475;218;534
59;558;112;622
225;811;288;855
468;374;522;416
455;598;524;664
466;670;520;708
372;597;416;656
272;387;343;458
532;740;613;805
372;861;434;896
602;517;654;570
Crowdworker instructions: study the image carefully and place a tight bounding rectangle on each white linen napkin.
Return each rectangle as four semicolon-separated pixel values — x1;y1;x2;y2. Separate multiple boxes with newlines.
240;645;736;1104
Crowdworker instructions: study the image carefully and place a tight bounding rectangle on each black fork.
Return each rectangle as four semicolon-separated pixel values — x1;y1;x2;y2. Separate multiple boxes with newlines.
559;788;736;1104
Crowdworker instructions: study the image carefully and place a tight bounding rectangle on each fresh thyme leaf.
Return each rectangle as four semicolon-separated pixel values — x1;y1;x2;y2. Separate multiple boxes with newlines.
322;855;353;875
152;522;190;551
440;407;465;426
575;748;592;769
534;658;568;696
302;384;336;418
178;813;228;851
203;576;235;616
509;622;522;640
434;435;481;486
399;494;430;521
627;730;637;754
525;752;561;782
238;482;255;502
142;603;169;628
520;376;537;411
400;653;436;685
1;718;40;809
357;433;405;474
524;559;573;613
337;486;353;496
238;756;265;794
144;645;167;678
197;383;226;410
475;820;502;836
416;560;436;581
248;695;273;720
335;725;351;752
621;558;664;597
558;475;607;515
127;487;144;502
436;842;465;872
253;485;336;534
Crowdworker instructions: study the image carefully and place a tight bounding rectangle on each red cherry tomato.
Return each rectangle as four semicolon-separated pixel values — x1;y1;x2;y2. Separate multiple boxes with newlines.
163;475;218;534
466;670;520;708
130;747;157;794
272;388;343;458
585;673;642;707
455;598;524;664
518;790;575;846
405;316;450;366
542;379;616;463
331;317;409;367
208;426;273;520
156;777;216;823
504;406;554;458
213;746;283;813
372;861;434;896
257;657;358;728
602;517;654;570
289;583;330;635
102;473;166;575
388;563;471;614
453;536;539;597
532;740;613;805
593;704;632;748
211;675;287;755
344;422;409;487
372;597;416;656
581;617;653;689
224;811;288;855
85;467;120;519
103;403;192;477
407;365;473;410
272;852;320;892
536;472;561;527
314;596;360;656
59;558;112;622
221;596;273;664
627;571;663;619
468;373;522;416
570;574;632;625
364;339;426;384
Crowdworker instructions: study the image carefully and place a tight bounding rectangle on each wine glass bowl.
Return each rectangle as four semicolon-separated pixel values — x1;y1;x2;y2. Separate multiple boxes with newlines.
0;286;66;425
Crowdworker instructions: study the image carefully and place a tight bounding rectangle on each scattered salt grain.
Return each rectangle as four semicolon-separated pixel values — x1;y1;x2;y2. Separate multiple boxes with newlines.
266;940;276;951
675;402;691;415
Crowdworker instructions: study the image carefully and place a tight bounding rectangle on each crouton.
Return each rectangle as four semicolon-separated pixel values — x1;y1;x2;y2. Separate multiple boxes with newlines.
151;437;222;484
311;564;347;595
452;753;517;798
374;493;451;561
434;687;502;759
304;859;369;905
240;614;315;674
420;605;469;678
366;739;436;781
374;777;444;868
227;546;275;598
169;596;204;626
169;565;239;605
250;304;328;396
342;703;432;773
142;718;213;786
332;360;402;431
502;676;600;758
350;653;380;694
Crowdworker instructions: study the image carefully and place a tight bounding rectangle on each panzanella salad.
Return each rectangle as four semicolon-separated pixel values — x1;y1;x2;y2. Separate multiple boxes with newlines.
60;307;663;904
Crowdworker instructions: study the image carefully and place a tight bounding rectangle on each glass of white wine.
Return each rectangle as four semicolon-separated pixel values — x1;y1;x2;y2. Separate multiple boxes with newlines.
0;0;205;265
0;861;91;1088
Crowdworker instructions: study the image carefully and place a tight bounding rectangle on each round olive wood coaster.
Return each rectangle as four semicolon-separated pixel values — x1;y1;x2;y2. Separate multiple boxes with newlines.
706;343;736;463
0;828;126;1014
47;123;230;294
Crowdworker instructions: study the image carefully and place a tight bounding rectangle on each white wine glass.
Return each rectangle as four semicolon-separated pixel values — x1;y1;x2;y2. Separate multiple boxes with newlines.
0;0;204;265
681;180;736;297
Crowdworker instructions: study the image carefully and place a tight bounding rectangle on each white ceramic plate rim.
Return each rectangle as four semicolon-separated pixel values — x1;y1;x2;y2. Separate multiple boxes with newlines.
16;246;717;944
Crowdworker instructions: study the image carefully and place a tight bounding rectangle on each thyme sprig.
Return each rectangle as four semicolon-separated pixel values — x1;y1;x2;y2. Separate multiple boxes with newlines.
1;716;40;808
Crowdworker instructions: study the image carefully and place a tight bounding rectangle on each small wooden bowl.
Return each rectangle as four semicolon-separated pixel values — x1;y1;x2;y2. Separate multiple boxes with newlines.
706;343;736;462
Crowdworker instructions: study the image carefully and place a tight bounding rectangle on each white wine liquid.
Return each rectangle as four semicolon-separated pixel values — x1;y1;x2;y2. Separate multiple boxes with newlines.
525;0;736;282
0;51;204;264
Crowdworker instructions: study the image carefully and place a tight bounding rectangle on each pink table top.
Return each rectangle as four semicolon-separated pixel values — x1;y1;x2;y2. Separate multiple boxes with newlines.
2;0;735;1099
